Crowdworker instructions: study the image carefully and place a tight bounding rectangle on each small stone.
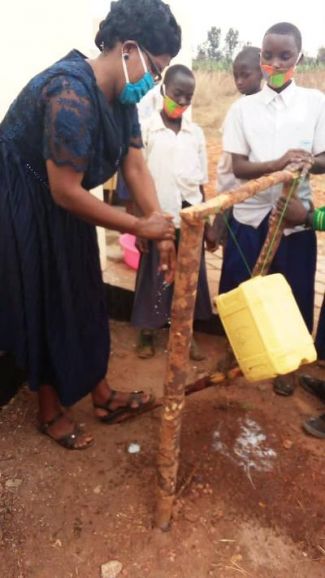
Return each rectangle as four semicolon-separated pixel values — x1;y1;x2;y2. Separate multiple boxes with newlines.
5;479;22;489
93;485;102;494
127;442;141;454
101;560;123;578
231;554;243;564
282;439;293;449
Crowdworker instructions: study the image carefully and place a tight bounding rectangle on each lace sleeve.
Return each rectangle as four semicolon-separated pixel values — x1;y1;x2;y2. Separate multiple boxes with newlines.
129;106;143;149
42;75;96;172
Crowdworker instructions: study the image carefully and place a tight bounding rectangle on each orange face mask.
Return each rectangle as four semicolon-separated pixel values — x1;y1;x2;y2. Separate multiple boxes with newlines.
163;94;189;119
260;53;301;89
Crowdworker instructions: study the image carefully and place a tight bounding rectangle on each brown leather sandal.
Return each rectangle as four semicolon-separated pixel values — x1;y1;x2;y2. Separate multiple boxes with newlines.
39;413;94;450
94;390;155;424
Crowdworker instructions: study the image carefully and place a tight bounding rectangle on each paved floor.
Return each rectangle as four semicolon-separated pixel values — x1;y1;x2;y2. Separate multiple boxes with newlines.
103;230;325;335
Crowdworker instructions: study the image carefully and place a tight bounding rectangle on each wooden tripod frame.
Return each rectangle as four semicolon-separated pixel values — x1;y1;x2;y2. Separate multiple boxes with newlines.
155;170;297;530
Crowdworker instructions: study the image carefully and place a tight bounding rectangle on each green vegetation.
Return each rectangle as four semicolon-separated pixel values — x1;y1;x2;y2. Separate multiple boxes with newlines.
194;26;325;72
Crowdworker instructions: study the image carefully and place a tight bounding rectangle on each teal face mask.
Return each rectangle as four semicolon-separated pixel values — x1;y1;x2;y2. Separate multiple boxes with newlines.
119;46;154;105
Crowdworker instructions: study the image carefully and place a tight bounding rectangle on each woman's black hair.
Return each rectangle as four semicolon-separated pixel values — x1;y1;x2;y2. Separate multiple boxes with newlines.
163;64;194;86
264;22;302;52
95;0;181;57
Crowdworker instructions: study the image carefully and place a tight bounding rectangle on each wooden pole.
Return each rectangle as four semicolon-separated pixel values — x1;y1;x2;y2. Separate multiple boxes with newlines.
155;169;296;530
253;177;300;276
155;218;204;530
181;170;295;225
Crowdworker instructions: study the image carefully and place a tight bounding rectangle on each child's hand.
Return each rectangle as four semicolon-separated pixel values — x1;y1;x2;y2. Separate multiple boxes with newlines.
274;149;315;174
276;196;309;226
204;212;229;252
204;223;219;252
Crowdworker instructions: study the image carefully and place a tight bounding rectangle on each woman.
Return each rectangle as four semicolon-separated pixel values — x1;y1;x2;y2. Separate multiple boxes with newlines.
0;0;181;449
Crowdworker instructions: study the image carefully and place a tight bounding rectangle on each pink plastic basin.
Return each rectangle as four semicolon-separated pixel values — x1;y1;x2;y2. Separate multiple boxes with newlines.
119;234;140;270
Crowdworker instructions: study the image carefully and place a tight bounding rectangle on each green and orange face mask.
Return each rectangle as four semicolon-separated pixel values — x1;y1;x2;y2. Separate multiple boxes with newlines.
162;94;189;119
261;53;301;89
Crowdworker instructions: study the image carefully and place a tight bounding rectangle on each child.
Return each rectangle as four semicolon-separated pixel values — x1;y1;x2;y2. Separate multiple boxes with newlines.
213;47;263;249
217;46;262;192
278;197;325;438
131;64;212;359
219;22;325;395
114;86;163;209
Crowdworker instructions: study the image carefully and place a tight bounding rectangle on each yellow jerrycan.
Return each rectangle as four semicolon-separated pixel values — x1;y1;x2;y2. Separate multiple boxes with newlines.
215;273;316;382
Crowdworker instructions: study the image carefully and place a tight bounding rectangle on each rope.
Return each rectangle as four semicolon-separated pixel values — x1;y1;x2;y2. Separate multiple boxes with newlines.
222;212;252;277
259;176;300;276
221;174;302;279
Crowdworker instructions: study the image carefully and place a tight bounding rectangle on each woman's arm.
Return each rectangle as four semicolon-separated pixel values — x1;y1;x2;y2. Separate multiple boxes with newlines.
120;146;161;216
46;160;174;240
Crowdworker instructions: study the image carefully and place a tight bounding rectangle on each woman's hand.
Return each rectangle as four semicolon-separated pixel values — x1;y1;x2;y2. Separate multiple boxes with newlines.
134;211;175;241
157;240;176;285
276;196;308;227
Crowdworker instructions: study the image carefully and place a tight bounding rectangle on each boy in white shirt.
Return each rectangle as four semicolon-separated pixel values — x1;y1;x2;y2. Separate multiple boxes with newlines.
219;22;325;395
131;64;212;359
217;46;263;194
213;46;262;249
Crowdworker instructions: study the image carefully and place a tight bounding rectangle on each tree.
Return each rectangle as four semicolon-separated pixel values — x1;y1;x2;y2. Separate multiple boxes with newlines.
224;28;239;62
196;26;222;61
207;26;222;60
317;47;325;64
196;42;209;60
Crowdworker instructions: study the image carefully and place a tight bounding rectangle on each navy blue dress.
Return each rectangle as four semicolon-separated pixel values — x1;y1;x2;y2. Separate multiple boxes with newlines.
0;50;140;406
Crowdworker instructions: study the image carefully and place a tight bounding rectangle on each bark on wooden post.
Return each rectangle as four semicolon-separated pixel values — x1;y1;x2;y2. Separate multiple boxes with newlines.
155;218;205;530
180;170;295;226
155;169;296;530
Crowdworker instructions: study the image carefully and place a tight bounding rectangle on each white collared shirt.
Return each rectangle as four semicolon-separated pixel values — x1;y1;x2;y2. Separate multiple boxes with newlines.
223;81;325;229
137;84;162;123
217;108;241;194
141;111;208;227
217;151;240;192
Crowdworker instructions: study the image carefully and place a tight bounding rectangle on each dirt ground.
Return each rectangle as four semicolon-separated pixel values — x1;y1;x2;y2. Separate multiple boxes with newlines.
1;320;325;578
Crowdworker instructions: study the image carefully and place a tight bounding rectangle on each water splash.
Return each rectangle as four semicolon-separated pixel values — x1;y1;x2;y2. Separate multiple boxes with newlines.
154;274;171;317
212;417;277;486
